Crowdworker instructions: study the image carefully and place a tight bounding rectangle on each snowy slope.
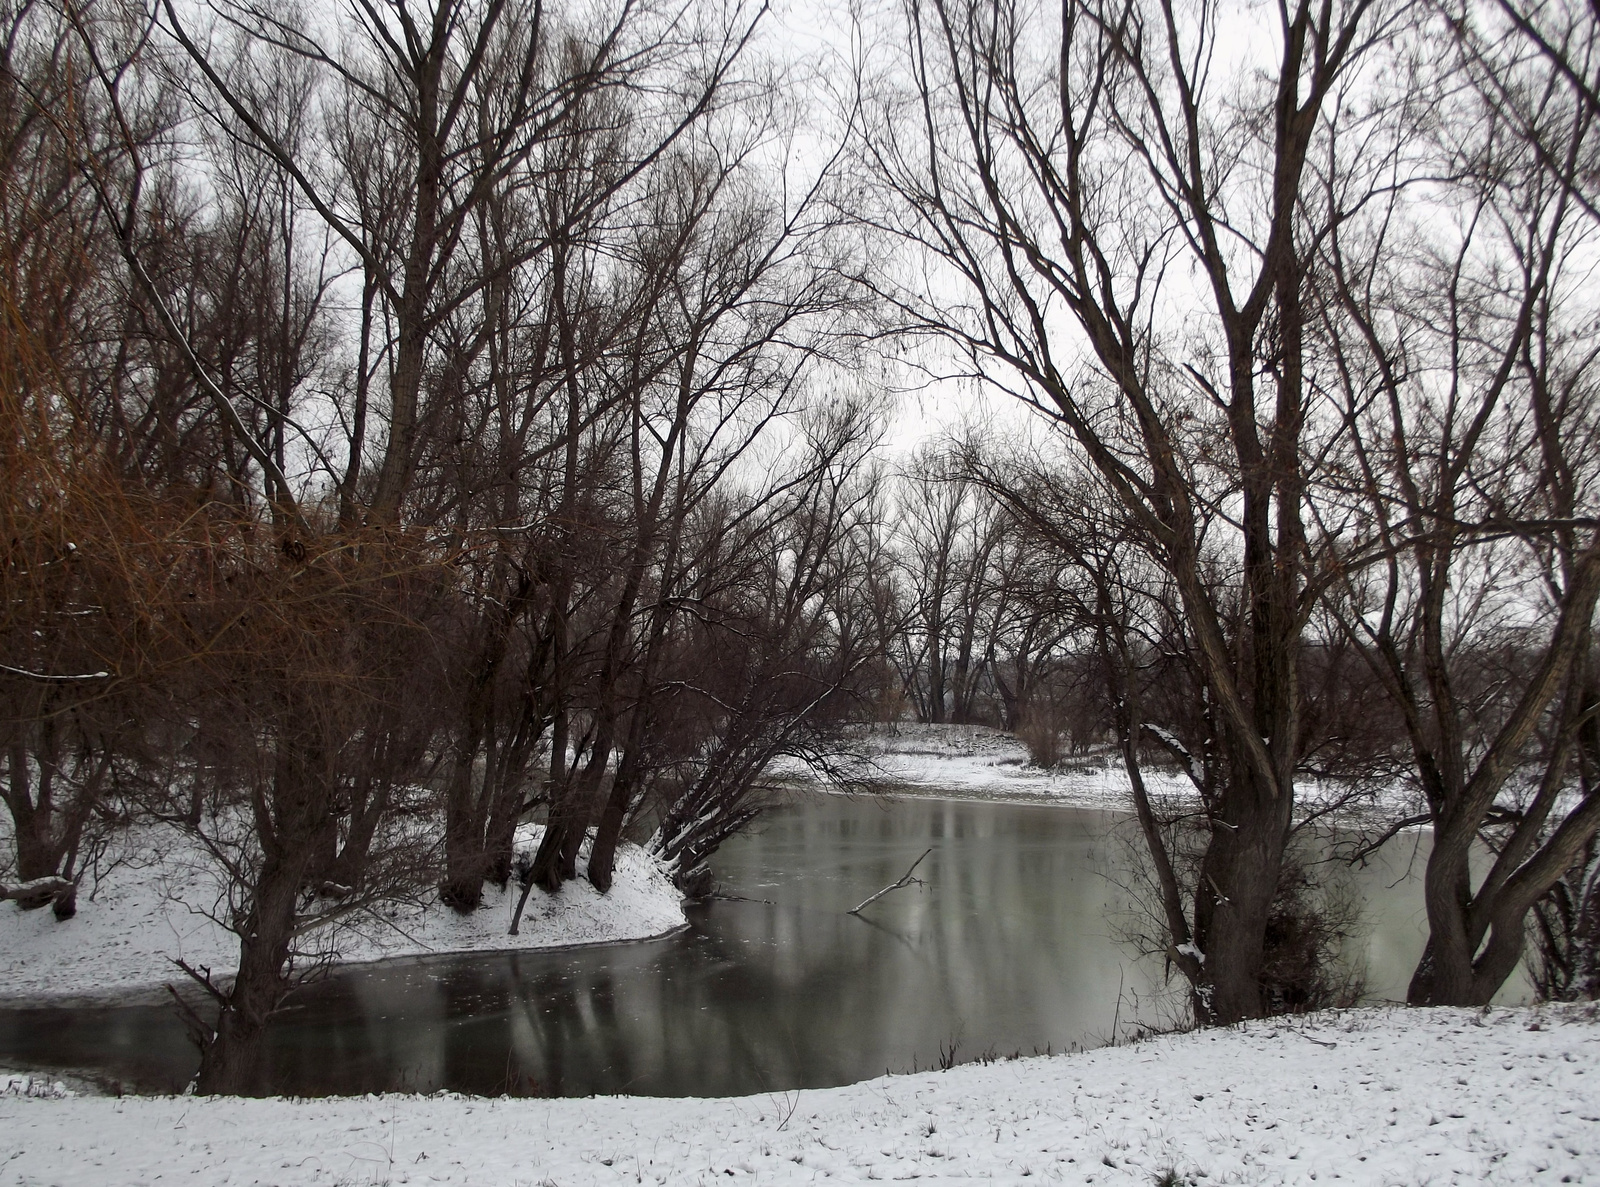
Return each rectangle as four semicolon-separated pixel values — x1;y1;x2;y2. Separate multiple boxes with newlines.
2;1003;1594;1184
0;823;685;1003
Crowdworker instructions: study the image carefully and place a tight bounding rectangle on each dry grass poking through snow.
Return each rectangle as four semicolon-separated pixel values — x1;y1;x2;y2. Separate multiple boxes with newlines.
1;1003;1595;1184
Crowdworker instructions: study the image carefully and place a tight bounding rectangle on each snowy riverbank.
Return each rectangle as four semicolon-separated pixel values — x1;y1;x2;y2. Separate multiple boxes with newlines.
845;721;1191;805
815;723;1419;819
2;1003;1594;1184
0;823;685;1003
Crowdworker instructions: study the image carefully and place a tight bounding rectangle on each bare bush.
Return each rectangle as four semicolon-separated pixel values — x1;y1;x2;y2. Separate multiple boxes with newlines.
1016;707;1063;771
1530;841;1600;1002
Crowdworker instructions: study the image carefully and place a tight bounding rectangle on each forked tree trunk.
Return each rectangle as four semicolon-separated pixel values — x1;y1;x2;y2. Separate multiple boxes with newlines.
482;785;524;886
1189;773;1293;1023
528;701;577;893
1403;559;1600;1006
323;778;387;893
190;719;335;1095
587;706;651;892
192;847;307;1095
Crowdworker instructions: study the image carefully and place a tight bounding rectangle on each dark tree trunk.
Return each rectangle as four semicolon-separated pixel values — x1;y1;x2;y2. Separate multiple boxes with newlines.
926;629;946;724
192;846;307;1095
529;700;575;893
588;702;652;892
440;784;488;911
1189;770;1293;1023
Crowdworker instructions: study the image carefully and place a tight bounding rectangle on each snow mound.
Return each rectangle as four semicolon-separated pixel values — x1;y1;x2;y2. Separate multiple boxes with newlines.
2;1072;74;1099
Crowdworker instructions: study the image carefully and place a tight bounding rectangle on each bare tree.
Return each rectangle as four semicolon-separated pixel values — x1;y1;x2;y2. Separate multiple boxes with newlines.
22;2;454;1091
160;0;770;526
0;0;878;1099
862;0;1410;1022
1321;0;1600;1005
644;401;886;892
894;446;1008;725
0;0;200;916
517;99;865;897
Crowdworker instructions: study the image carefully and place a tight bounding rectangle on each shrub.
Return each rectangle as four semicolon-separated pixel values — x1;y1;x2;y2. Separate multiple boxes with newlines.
1530;838;1600;1001
1259;854;1367;1014
1016;707;1064;770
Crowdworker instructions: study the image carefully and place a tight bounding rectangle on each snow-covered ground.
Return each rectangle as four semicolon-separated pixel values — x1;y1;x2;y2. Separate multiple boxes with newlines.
0;824;685;1003
812;723;1419;819
2;1003;1594;1184
0;734;1582;1184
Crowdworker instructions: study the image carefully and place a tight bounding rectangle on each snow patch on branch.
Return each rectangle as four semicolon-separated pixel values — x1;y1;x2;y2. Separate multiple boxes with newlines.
0;663;111;683
1145;725;1204;789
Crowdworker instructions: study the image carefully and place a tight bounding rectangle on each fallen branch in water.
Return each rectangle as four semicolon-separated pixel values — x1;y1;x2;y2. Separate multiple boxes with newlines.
848;848;932;915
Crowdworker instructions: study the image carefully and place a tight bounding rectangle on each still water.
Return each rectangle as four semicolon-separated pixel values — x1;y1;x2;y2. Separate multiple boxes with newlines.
0;796;1435;1097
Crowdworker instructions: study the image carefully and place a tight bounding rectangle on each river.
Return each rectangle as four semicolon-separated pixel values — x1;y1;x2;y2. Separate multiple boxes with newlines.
0;795;1444;1097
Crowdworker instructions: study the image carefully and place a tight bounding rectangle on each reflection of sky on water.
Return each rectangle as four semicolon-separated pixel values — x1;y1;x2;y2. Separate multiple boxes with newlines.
0;798;1448;1097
